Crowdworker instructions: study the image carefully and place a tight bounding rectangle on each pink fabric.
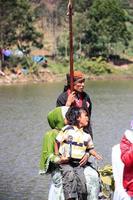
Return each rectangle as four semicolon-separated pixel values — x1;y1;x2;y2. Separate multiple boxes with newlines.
67;89;83;107
120;134;133;197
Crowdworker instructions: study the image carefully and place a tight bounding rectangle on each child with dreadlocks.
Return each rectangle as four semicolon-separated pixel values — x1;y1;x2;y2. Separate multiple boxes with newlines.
55;106;102;200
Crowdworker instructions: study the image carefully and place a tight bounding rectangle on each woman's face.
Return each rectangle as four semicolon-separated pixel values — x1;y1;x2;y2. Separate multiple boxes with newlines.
78;111;89;128
74;80;85;93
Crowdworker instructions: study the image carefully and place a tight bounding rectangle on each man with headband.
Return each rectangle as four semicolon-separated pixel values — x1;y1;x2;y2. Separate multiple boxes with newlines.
56;71;92;135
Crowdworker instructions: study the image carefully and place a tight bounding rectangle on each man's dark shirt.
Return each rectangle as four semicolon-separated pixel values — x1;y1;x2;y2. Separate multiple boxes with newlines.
56;90;93;138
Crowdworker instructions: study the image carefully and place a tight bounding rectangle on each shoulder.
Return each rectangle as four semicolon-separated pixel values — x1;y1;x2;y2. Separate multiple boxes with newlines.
57;91;68;99
120;134;131;151
124;129;133;143
62;125;74;132
56;91;68;106
83;131;92;140
82;91;91;100
57;125;74;140
82;92;92;111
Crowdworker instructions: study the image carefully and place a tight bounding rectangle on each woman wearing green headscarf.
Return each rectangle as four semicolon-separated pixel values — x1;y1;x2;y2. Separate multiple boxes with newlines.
39;106;100;200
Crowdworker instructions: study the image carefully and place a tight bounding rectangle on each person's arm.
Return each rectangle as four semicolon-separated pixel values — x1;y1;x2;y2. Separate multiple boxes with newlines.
79;149;102;167
86;94;92;117
120;136;133;167
89;149;102;160
54;130;69;164
54;141;59;155
79;134;93;166
54;141;69;164
56;93;67;107
79;153;90;166
65;91;76;106
56;91;76;107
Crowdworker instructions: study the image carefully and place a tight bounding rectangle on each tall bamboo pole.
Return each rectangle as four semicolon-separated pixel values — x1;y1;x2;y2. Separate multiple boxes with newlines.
68;0;74;92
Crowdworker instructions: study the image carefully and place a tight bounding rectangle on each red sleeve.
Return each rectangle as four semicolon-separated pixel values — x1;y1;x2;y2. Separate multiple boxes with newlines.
120;135;133;167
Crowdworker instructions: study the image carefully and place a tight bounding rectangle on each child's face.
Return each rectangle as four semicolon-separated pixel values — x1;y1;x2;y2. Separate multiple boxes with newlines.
78;111;89;128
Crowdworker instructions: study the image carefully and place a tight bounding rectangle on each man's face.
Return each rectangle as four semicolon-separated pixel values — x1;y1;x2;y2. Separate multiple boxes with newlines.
74;79;85;93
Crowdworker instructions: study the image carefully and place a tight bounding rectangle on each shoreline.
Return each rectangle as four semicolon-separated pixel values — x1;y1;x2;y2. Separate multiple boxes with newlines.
0;69;64;86
0;71;133;86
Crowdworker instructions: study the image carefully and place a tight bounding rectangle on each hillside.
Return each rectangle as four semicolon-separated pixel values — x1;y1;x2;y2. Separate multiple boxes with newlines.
33;0;133;59
1;0;133;85
32;0;67;56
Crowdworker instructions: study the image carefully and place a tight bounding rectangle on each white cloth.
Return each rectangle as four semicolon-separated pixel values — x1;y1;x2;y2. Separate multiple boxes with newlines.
112;144;131;200
48;170;64;200
124;129;133;143
61;106;69;119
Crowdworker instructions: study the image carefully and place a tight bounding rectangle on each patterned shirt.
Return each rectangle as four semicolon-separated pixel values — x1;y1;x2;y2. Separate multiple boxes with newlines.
56;125;94;159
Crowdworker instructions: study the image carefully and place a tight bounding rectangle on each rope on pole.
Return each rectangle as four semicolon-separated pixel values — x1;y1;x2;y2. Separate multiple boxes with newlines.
68;0;74;92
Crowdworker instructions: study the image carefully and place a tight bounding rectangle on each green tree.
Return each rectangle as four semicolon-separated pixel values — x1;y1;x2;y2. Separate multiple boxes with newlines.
56;0;92;57
0;0;43;53
82;0;131;57
74;0;92;12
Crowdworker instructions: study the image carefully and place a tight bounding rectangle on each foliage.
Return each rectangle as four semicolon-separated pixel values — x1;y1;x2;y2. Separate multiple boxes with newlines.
20;56;39;74
57;31;69;57
74;57;112;75
3;55;39;74
47;56;112;76
1;0;133;76
48;58;68;74
99;165;114;199
5;56;23;69
56;0;132;60
0;0;43;52
74;0;93;12
82;0;132;57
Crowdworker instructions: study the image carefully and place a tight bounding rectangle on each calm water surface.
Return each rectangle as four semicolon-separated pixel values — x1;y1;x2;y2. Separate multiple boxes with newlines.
0;80;133;200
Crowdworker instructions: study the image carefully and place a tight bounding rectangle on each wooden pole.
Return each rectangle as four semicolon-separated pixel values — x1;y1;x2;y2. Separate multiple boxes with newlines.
68;0;74;92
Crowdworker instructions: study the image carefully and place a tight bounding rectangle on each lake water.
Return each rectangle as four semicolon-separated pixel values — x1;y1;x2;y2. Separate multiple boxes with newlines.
0;80;133;200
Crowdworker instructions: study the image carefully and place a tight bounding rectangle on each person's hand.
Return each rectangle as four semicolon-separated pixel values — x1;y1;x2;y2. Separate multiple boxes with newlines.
95;153;103;160
79;153;89;166
58;156;69;164
66;91;76;106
